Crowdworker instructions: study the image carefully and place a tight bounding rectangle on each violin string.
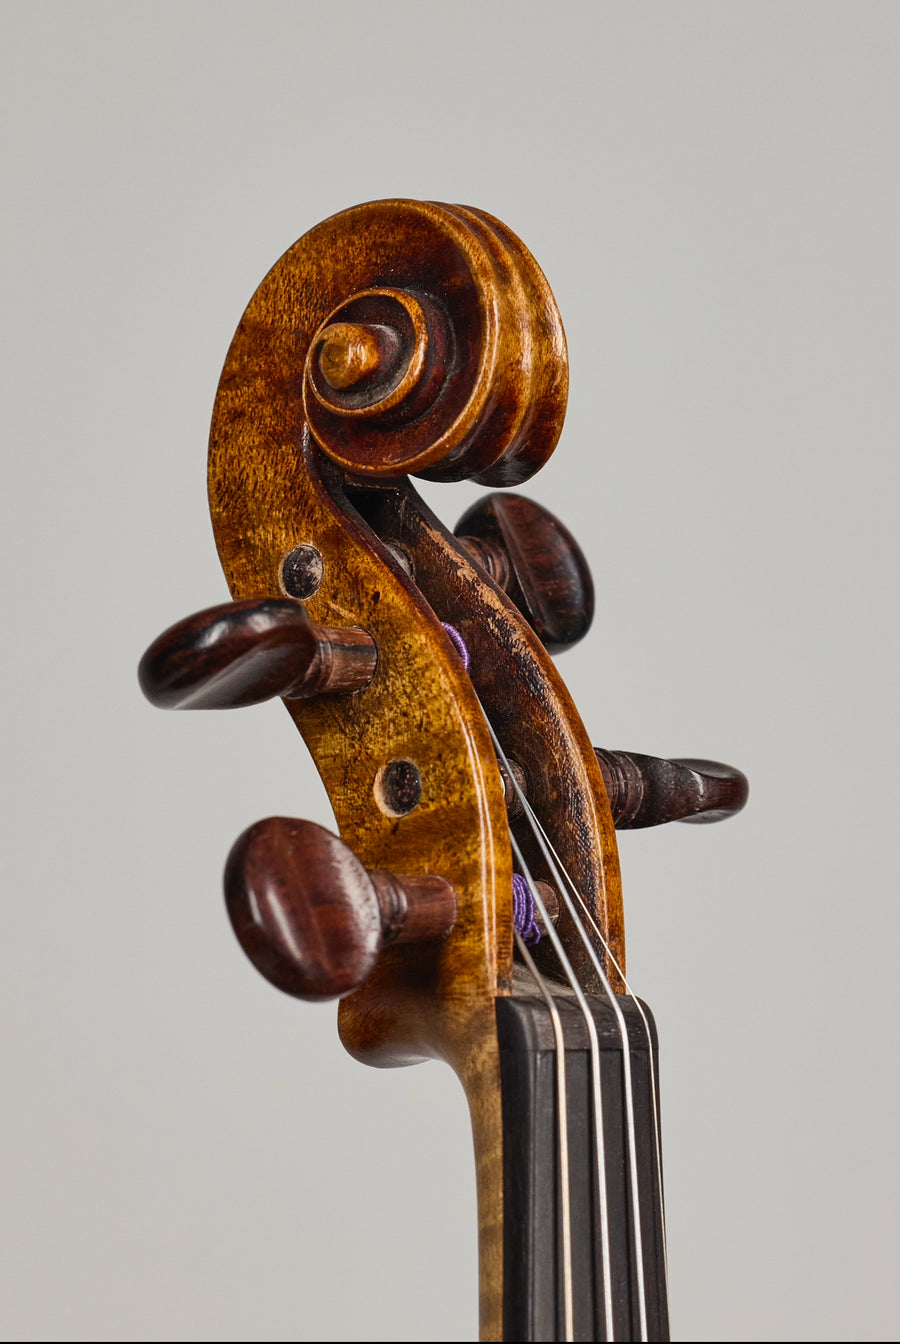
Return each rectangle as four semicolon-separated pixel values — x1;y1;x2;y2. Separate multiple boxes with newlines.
514;928;575;1343
501;760;650;1343
517;808;669;1289
508;830;616;1342
439;623;635;1339
487;720;646;1343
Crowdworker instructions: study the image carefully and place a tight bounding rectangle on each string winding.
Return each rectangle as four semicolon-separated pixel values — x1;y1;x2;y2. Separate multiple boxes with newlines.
511;872;541;945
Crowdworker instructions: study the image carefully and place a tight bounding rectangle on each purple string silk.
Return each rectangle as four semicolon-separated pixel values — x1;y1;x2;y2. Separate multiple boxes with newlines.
441;624;540;947
441;622;470;671
512;873;542;946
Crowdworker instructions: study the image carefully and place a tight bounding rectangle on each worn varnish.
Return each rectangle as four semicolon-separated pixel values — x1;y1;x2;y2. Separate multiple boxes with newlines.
342;475;624;997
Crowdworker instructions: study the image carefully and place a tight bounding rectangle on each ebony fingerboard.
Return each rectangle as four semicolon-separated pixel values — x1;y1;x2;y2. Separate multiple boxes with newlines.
497;993;669;1343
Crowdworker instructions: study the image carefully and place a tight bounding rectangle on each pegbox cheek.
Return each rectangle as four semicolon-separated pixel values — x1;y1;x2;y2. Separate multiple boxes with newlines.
292;199;568;484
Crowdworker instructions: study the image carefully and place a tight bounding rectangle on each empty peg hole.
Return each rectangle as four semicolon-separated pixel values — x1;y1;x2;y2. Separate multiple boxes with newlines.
280;544;324;600
374;759;423;817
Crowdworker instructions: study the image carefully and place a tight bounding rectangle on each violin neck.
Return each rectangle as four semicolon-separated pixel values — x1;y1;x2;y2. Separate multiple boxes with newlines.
496;992;669;1342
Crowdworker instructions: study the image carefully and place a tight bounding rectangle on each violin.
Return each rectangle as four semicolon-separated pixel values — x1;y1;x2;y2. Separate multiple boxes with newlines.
138;199;747;1342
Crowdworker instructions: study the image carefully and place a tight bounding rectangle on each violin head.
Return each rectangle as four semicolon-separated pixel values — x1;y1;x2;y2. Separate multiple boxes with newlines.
140;199;746;1342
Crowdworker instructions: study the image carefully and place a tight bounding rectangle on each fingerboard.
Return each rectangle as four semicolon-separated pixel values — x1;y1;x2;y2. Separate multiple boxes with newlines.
497;990;669;1342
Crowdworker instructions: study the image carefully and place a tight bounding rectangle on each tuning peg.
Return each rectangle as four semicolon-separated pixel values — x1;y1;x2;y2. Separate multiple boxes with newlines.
138;598;377;710
453;493;594;653
224;817;457;1001
594;750;748;829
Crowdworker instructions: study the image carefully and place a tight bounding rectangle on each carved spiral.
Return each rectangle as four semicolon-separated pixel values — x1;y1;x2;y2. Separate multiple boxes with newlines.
217;200;568;485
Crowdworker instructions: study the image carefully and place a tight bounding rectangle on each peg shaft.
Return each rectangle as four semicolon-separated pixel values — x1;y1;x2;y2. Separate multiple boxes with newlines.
138;597;376;710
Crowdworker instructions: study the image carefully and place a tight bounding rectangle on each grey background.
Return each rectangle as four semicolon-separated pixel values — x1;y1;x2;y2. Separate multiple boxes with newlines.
3;3;897;1340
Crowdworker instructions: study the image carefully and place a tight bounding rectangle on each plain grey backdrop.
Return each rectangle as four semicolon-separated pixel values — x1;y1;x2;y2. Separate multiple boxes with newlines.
3;3;898;1340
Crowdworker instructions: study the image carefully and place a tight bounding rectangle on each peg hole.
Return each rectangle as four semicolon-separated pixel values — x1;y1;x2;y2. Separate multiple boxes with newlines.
280;544;324;600
375;759;423;817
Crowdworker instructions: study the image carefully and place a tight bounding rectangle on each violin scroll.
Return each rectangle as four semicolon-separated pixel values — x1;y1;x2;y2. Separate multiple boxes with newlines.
236;199;569;486
140;198;750;1342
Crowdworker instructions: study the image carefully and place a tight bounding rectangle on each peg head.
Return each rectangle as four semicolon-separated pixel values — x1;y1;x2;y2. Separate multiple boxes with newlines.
224;818;457;1001
225;818;384;1001
454;493;594;652
594;750;749;828
138;598;376;710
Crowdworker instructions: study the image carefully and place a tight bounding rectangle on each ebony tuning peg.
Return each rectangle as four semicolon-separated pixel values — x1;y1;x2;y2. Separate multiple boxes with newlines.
138;597;377;710
594;750;749;829
454;493;594;653
224;817;457;1001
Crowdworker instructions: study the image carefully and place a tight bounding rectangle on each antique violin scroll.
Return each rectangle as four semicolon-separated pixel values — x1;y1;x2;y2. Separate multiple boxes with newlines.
139;199;748;1343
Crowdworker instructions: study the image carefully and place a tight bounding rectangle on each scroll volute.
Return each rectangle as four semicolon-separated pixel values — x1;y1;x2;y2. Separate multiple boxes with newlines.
294;200;569;486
